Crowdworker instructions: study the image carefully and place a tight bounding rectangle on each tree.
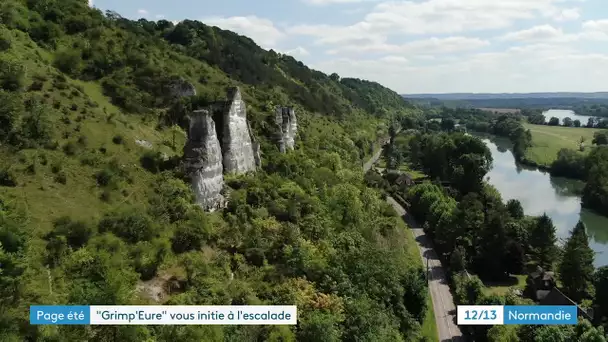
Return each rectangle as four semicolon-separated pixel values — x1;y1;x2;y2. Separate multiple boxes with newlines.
0;57;26;91
0;91;24;141
548;117;560;126
529;214;558;270
574;119;581;127
441;118;456;131
506;199;524;219
563;117;574;127
593;132;608;146
594;266;608;323
559;221;595;302
588;117;597;128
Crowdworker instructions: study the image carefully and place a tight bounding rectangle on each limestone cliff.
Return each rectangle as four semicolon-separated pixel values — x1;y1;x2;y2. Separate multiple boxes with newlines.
275;107;298;152
248;121;262;168
183;110;225;211
220;87;256;174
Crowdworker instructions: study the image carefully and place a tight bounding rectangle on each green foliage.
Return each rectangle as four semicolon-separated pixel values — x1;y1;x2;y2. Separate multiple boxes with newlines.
583;147;608;215
98;210;157;244
559;221;595;302
530;214;558;270
0;54;25;91
0;2;434;340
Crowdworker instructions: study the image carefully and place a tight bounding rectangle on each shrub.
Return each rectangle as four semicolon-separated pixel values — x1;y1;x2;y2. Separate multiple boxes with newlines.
95;169;113;187
0;169;17;187
140;151;163;173
28;81;44;91
70;103;78;111
26;163;36;175
77;135;88;146
0;32;11;51
51;216;92;248
63;141;77;155
51;162;62;174
54;171;67;184
98;211;156;244
0;58;26;91
53;50;82;76
112;135;123;144
100;190;111;202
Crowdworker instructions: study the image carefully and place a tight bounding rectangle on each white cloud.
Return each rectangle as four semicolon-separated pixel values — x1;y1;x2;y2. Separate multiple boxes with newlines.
327;36;490;55
137;9;148;15
203;16;285;48
290;0;586;43
311;41;608;93
284;46;310;56
553;8;580;21
155;14;165;19
88;0;93;7
500;25;574;43
302;0;374;5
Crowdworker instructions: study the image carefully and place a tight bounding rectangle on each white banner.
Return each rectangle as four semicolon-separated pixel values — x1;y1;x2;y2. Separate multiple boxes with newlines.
89;305;297;325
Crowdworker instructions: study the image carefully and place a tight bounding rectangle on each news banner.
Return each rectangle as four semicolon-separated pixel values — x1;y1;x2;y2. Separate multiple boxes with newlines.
30;305;577;325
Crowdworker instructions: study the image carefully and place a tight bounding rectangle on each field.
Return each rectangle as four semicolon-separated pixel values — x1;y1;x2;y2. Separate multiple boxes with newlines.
483;275;527;297
478;108;521;114
523;123;605;166
376;157;427;179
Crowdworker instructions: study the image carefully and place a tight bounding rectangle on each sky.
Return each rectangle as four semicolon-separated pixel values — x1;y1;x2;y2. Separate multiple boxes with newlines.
90;0;608;94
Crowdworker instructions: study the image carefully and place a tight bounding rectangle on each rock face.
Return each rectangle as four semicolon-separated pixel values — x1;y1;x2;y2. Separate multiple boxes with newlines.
275;107;298;152
183;110;225;211
248;121;262;168
169;78;197;98
220;87;257;174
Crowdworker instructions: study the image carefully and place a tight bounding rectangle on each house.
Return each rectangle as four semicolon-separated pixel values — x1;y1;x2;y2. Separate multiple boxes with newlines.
525;266;594;322
384;170;415;189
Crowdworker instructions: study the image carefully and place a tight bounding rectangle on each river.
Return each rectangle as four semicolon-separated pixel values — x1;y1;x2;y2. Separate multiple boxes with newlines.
481;136;608;267
543;109;595;125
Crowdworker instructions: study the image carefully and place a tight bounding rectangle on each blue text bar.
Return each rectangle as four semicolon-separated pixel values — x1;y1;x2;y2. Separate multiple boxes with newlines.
504;305;577;325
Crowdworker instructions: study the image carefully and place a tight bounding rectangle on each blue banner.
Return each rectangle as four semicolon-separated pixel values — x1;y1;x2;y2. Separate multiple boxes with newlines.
30;306;91;325
503;305;577;325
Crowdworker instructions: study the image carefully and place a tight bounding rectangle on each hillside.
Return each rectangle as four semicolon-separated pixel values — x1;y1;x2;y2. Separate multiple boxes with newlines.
0;1;430;341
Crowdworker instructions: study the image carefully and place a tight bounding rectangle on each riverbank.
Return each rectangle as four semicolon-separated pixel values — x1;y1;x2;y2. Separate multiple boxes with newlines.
482;138;608;268
522;123;600;167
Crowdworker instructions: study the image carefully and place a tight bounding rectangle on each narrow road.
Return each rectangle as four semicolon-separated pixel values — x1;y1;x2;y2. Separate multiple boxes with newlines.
363;143;463;341
387;197;463;342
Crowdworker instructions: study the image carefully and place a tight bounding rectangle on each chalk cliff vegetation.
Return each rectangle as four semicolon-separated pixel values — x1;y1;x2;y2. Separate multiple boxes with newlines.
0;1;428;341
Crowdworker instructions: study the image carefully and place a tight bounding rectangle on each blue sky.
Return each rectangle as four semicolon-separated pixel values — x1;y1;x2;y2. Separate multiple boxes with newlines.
91;0;608;94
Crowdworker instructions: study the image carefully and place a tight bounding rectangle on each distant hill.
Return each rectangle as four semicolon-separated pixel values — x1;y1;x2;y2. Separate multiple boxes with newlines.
402;93;608;111
402;92;608;100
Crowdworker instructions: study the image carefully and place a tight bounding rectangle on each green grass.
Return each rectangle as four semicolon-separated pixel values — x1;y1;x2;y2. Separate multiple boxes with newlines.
483;274;527;297
523;123;604;166
377;157;427;179
421;295;439;342
395;209;438;342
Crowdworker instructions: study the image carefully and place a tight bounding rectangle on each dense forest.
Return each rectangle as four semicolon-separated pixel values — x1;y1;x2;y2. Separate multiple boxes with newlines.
379;126;608;341
0;1;437;341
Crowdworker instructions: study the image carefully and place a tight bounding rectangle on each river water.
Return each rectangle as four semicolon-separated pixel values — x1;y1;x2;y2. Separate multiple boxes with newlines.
481;136;608;267
543;109;595;125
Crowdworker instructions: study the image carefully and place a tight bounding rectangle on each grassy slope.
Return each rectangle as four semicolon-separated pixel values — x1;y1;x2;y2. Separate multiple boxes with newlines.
0;29;183;233
523;122;605;166
0;4;438;340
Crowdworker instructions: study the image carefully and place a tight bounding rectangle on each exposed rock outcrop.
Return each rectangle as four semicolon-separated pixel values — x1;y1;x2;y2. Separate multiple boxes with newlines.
275;106;298;152
183;110;225;211
248;121;262;168
169;78;197;98
220;87;257;174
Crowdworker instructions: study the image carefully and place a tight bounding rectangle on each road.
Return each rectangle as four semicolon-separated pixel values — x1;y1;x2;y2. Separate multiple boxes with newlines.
387;197;463;342
363;143;463;341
